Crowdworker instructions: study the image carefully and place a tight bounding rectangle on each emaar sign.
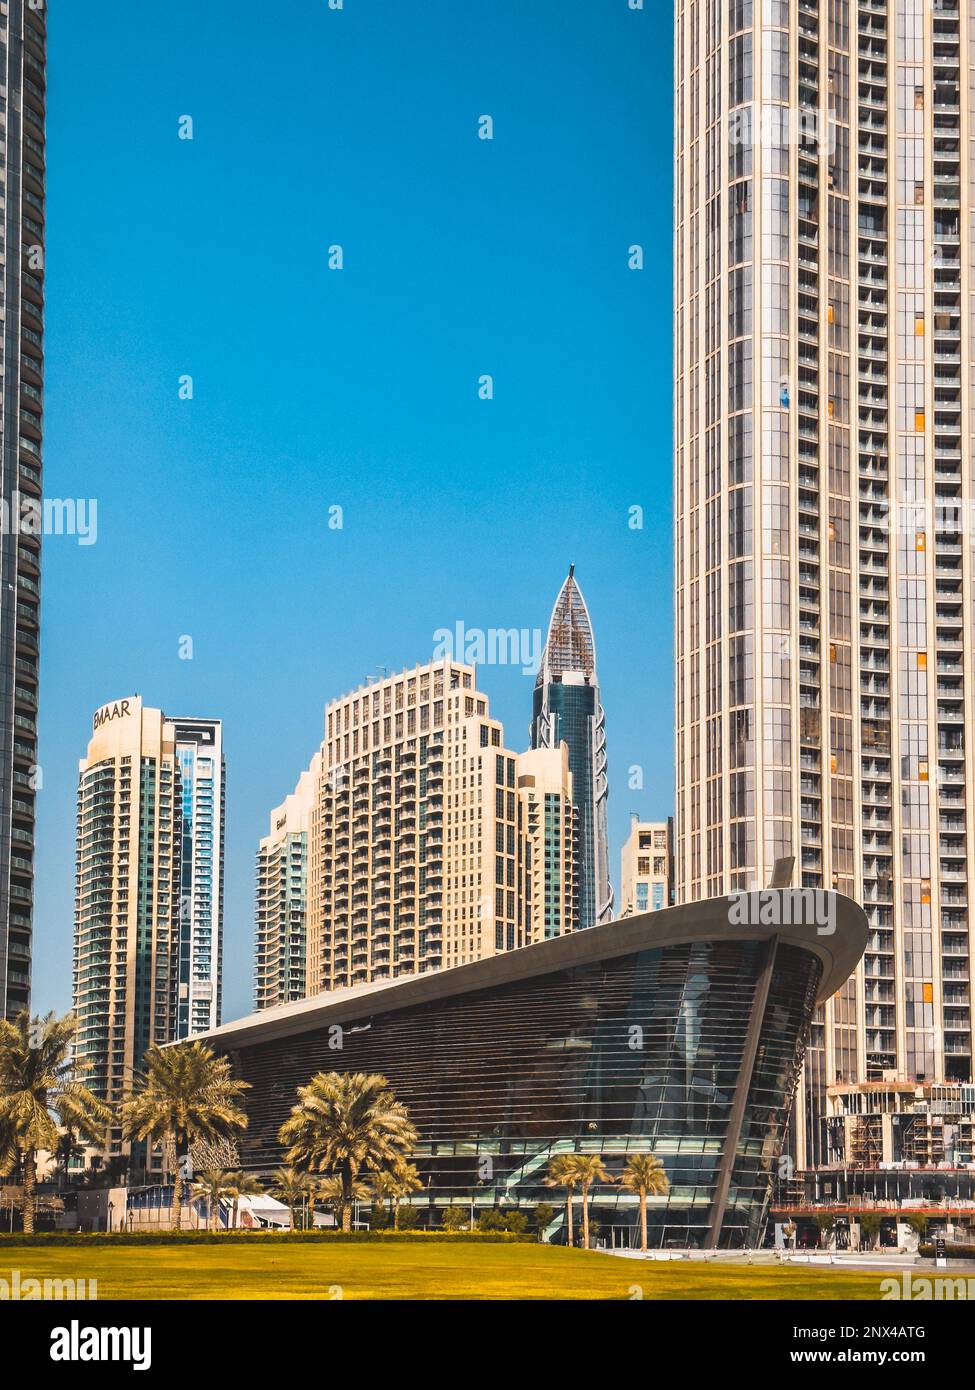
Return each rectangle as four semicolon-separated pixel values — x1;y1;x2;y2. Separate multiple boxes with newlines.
92;698;137;733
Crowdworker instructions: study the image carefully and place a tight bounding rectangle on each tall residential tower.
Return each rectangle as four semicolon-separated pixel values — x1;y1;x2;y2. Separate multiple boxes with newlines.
675;0;974;1163
306;660;528;994
173;718;225;1037
531;566;612;928
0;3;46;1021
255;756;317;1010
73;698;225;1157
516;744;579;942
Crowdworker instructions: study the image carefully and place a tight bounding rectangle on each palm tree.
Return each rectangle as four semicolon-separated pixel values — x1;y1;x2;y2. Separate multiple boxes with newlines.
119;1041;249;1230
857;1211;881;1252
278;1072;417;1233
0;1011;110;1233
544;1154;580;1248
104;1154;130;1183
54;1132;86;1185
316;1174;371;1230
226;1170;264;1230
619;1153;669;1253
389;1161;423;1229
370;1166;398;1226
270;1166;315;1230
190;1168;235;1231
569;1155;613;1250
0;1118;16;1185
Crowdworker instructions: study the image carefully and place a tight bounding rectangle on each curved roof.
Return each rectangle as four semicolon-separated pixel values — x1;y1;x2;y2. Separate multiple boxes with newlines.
536;564;597;687
193;891;868;1052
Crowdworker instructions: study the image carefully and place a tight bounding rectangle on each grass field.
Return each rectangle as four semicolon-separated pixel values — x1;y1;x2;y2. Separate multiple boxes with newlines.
1;1243;897;1300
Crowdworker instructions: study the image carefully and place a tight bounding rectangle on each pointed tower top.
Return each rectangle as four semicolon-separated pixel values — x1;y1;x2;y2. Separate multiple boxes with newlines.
537;566;597;685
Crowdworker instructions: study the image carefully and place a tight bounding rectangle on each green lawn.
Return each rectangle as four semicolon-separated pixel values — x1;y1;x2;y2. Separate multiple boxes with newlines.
3;1243;898;1300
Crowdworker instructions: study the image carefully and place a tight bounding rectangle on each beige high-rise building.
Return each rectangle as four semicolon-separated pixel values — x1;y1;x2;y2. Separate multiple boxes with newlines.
74;699;180;1156
307;660;528;993
675;0;974;1164
620;819;673;917
73;697;225;1160
255;755;318;1010
516;745;578;942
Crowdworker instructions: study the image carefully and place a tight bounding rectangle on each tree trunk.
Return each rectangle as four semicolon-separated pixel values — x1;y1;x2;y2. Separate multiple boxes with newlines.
231;1198;239;1231
22;1150;36;1234
582;1183;590;1250
166;1137;182;1230
565;1191;574;1247
342;1164;353;1232
640;1192;648;1252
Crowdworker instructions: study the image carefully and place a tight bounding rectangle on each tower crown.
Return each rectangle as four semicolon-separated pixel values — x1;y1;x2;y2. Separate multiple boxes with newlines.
536;564;597;687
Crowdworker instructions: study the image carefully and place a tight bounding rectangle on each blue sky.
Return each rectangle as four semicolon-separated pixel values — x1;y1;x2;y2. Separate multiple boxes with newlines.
35;0;674;1022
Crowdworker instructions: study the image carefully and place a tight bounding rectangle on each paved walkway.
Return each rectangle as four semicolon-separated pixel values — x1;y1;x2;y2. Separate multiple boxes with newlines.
604;1248;929;1270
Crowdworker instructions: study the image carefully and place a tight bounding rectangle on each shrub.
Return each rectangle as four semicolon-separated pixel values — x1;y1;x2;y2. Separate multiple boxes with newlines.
919;1241;975;1260
532;1203;556;1238
0;1229;528;1247
440;1207;469;1232
477;1209;529;1234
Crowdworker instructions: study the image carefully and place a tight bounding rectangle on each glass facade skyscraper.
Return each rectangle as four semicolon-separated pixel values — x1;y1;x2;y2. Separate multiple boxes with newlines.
0;2;45;1022
532;566;612;930
674;0;975;1165
173;719;225;1039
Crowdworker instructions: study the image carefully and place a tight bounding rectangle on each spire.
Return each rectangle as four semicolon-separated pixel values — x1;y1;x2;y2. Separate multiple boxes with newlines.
536;565;597;687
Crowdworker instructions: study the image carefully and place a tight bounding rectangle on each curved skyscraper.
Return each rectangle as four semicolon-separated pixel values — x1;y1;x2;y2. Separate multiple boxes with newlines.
532;566;612;929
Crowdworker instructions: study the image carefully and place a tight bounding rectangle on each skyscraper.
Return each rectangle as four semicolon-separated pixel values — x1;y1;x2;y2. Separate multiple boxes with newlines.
255;755;318;1010
532;566;612;929
516;744;579;941
73;698;224;1158
306;660;527;994
674;0;974;1163
173;718;225;1038
0;3;46;1022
